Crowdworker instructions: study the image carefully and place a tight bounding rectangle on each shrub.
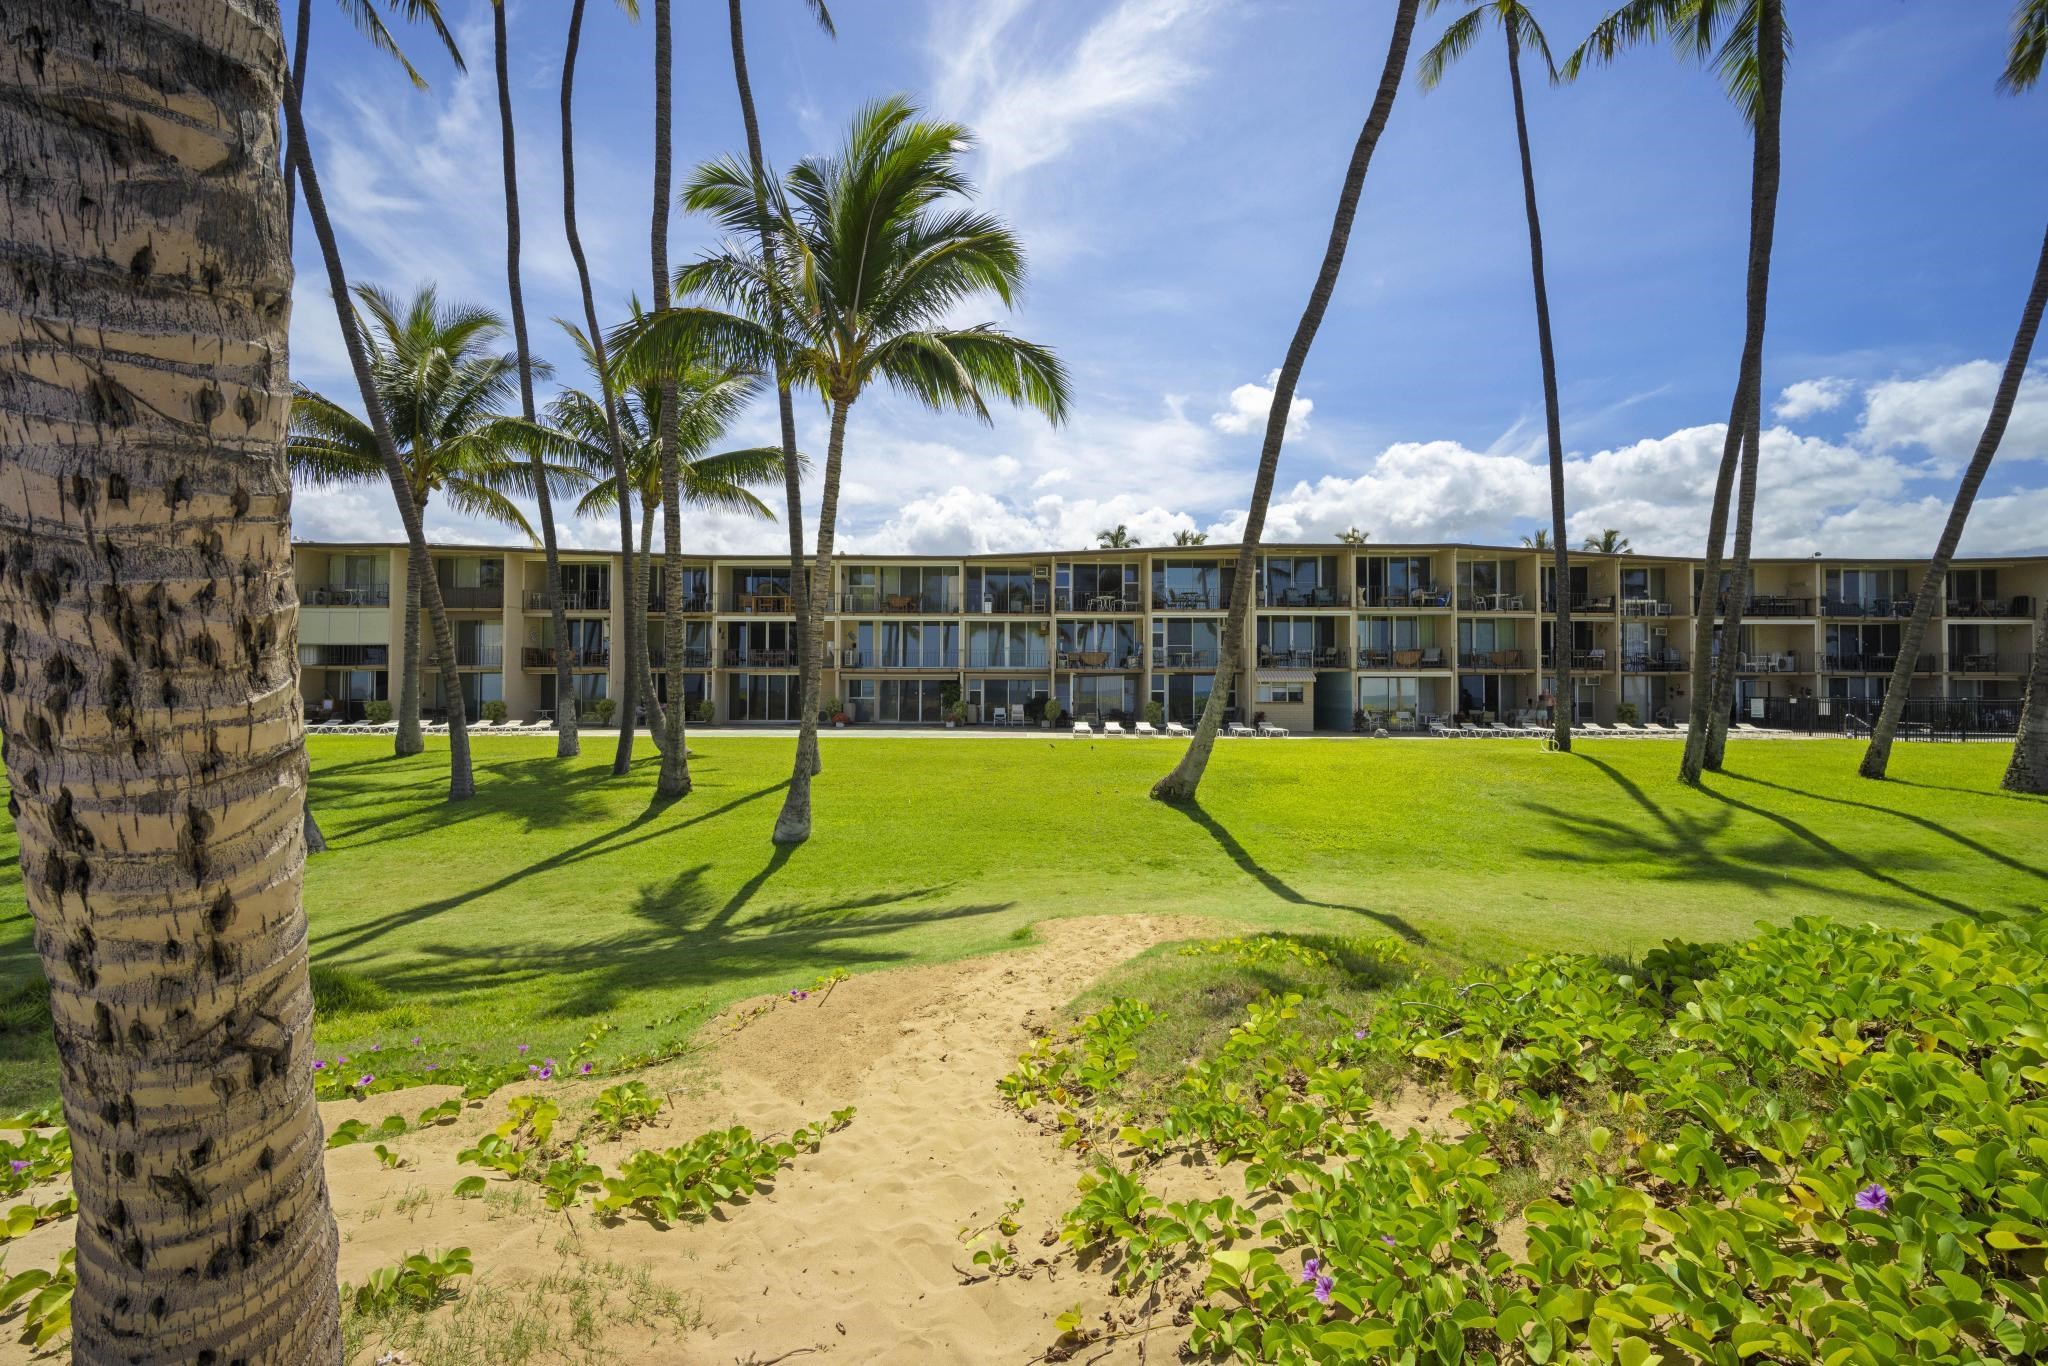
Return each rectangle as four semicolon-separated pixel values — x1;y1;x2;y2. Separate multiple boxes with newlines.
1043;696;1064;725
693;698;717;724
1144;701;1165;727
947;700;969;724
1615;700;1641;724
363;700;392;724
589;696;616;726
347;1248;472;1314
480;699;508;723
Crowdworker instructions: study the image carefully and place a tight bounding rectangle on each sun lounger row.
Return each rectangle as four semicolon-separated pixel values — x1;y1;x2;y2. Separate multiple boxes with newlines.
1070;719;1195;738
306;719;560;736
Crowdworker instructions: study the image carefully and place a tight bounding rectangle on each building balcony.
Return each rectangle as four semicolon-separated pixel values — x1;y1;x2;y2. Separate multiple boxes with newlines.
838;589;956;614
1255;646;1348;669
523;646;609;669
1946;597;2032;619
1357;647;1448;671
1058;650;1140;671
438;585;504;610
1458;592;1532;612
1618;597;1674;617
1620;650;1686;673
448;643;503;668
1151;647;1219;669
1736;651;1802;674
1543;592;1617;614
1540;649;1610;671
1457;649;1534;671
300;584;389;607
724;588;797;614
1724;594;1813;618
723;648;798;669
1151;591;1225;611
1056;590;1144;613
647;646;713;670
524;589;611;613
1951;651;2031;675
299;643;389;668
1256;587;1352;609
1821;652;1939;674
1359;587;1452;610
967;647;1052;670
969;589;1050;615
647;592;714;614
837;649;959;670
1820;598;1916;619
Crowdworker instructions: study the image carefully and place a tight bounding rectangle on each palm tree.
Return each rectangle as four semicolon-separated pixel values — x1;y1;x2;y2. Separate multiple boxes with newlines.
721;0;837;793
619;96;1071;844
552;321;784;769
1099;524;1139;548
1568;0;1787;782
1521;528;1552;549
1153;0;1421;804
1338;526;1371;545
5;5;340;1354
282;58;486;801
2003;0;2048;795
562;0;644;778
1421;0;1574;750
493;0;578;759
1869;0;2048;785
284;0;462;242
1174;529;1211;546
1581;527;1632;553
288;285;585;766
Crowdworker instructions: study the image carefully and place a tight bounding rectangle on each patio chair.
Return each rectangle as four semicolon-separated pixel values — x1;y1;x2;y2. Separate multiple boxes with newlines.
1103;721;1128;737
1227;722;1257;738
1072;721;1092;738
1577;721;1610;735
1258;722;1289;738
1166;721;1191;737
1488;721;1516;737
1134;720;1159;736
1419;648;1447;669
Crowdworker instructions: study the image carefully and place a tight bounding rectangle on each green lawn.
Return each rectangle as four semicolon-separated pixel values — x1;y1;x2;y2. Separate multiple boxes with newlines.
1;734;2041;1108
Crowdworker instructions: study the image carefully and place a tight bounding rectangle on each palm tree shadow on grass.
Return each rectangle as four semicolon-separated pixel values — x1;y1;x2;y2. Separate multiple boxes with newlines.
1718;768;2047;885
1545;754;1982;917
1173;802;1426;945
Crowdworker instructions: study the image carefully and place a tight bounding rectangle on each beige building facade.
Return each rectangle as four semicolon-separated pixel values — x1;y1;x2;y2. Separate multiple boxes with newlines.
293;541;2046;732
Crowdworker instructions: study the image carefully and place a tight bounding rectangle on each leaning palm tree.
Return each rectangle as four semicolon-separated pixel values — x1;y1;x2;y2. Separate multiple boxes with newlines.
492;0;578;758
2002;0;2048;795
1568;0;1788;782
1421;0;1575;750
288;285;585;768
4;4;340;1354
1868;3;2048;783
562;0;644;778
618;96;1071;845
1152;0;1422;805
1098;524;1139;548
1581;527;1632;553
552;320;784;772
722;0;837;790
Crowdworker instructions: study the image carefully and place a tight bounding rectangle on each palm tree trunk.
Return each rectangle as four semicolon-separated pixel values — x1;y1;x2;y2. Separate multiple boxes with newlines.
2004;594;2048;793
774;397;852;843
637;499;668;750
398;556;425;754
1505;27;1572;753
1682;0;1782;785
1;4;343;1357
305;806;329;854
1863;220;2048;779
284;46;474;800
285;0;311;250
1704;417;1759;769
727;0;822;788
652;0;692;799
494;0;579;758
562;0;639;776
1152;0;1419;804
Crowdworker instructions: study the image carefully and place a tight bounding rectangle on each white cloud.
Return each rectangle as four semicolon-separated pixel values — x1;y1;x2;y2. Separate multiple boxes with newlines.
1210;369;1312;437
1773;376;1854;420
1856;361;2048;467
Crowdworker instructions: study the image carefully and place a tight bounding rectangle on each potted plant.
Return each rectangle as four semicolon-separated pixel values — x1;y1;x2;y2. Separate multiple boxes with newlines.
590;696;617;727
1041;695;1063;729
946;699;969;728
1144;700;1165;728
823;696;843;727
833;709;851;726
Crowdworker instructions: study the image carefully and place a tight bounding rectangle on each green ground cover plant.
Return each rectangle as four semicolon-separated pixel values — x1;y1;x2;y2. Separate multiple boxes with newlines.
1;736;2040;1112
1005;918;2048;1363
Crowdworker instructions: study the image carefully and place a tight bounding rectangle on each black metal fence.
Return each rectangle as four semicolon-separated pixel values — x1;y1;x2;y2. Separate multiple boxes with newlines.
1740;696;2021;738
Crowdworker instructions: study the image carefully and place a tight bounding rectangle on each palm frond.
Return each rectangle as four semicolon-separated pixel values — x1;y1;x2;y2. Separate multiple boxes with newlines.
680;446;788;517
1559;0;1681;81
441;477;538;541
2004;0;2048;92
1419;5;1490;89
804;0;836;38
335;0;429;87
287;387;385;485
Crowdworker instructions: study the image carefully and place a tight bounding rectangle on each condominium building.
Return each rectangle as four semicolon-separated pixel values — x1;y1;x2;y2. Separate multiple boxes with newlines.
292;540;2045;732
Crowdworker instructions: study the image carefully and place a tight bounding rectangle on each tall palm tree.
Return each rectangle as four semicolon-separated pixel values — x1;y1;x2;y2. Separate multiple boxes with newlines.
493;0;578;759
1868;5;2048;784
1099;525;1139;548
282;43;486;801
1521;528;1552;549
619;96;1070;845
723;0;836;792
552;321;785;766
1568;0;1787;782
1153;0;1421;804
284;0;462;242
1421;0;1574;750
562;0;644;778
2002;0;2048;795
1338;526;1370;545
288;285;584;764
1175;529;1211;546
3;4;340;1354
1581;527;1632;553
650;0;688;794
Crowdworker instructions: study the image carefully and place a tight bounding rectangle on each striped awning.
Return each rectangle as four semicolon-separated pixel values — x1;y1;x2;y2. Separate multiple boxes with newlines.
1256;669;1316;683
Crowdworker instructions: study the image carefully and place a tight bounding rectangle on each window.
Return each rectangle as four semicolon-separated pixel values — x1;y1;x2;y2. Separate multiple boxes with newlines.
1356;676;1419;713
1061;674;1136;718
1256;682;1304;704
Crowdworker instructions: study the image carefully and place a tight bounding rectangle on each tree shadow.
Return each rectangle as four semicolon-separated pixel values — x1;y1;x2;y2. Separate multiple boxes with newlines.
1172;802;1427;945
1718;768;2047;885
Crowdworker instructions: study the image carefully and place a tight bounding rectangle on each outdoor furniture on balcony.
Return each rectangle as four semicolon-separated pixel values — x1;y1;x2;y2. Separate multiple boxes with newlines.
739;591;794;614
1740;595;1812;618
723;648;797;668
1738;651;1800;673
1153;589;1215;610
301;583;390;607
1621;598;1672;617
1621;649;1684;673
1153;647;1218;669
648;593;713;614
1419;646;1447;669
1358;648;1392;669
1389;648;1423;668
524;589;611;612
522;646;609;669
1947;597;2026;618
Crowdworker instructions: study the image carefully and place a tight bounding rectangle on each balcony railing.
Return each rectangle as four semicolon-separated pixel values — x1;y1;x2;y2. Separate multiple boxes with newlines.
1151;647;1219;669
1541;592;1612;614
1540;649;1610;671
523;646;609;669
1255;647;1349;669
1058;649;1140;671
967;647;1051;670
1458;592;1531;612
1151;591;1225;611
722;648;797;668
1951;651;2031;674
1946;598;2030;619
1620;649;1686;673
1723;594;1813;618
724;589;797;614
837;589;957;614
299;643;389;667
836;649;959;670
969;588;1050;615
449;643;503;668
647;592;714;614
300;583;390;607
438;585;504;610
646;646;713;669
1357;647;1449;670
1359;587;1452;609
1056;590;1144;613
1618;597;1674;617
1822;652;1938;674
524;589;611;612
1735;651;1801;673
1256;587;1351;609
1457;649;1532;670
1821;598;1916;619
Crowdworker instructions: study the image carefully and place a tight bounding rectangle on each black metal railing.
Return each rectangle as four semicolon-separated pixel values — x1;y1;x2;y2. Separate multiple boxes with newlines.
1057;650;1141;671
1820;598;1916;619
437;585;504;610
1255;647;1349;669
1458;592;1531;612
837;649;960;670
1742;696;2021;738
1256;587;1351;609
299;584;390;607
1540;649;1609;670
966;648;1050;670
1951;651;2031;675
1945;598;2031;619
450;642;503;668
1620;650;1686;673
647;592;714;614
969;588;1050;615
525;589;611;612
1356;648;1449;670
647;646;713;669
1151;647;1219;669
1723;594;1813;618
1822;653;1939;674
722;648;798;668
1457;649;1533;670
1056;590;1144;613
1618;597;1674;617
838;590;957;614
1359;587;1452;609
523;646;609;669
298;643;389;667
1151;592;1224;611
724;588;797;614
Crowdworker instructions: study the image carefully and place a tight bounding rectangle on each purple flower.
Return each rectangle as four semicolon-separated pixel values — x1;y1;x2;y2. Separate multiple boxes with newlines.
517;1044;530;1055
1854;1183;1890;1213
1298;1256;1321;1284
790;989;809;1001
537;1065;555;1080
312;1060;327;1071
424;1063;438;1072
369;1043;381;1052
579;1063;593;1075
1313;1274;1333;1306
1352;1027;1367;1040
336;1055;349;1065
527;1064;539;1075
357;1074;375;1088
411;1037;422;1046
9;1161;27;1175
1380;1234;1396;1248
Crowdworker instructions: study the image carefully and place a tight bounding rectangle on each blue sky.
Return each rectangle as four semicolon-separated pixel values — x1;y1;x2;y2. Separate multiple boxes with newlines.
288;0;2048;558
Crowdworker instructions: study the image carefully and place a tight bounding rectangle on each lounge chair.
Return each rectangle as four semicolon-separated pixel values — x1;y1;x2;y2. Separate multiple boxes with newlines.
1578;721;1610;735
1072;721;1092;738
1258;722;1289;738
1166;721;1191;737
1226;722;1256;738
1134;721;1159;736
1103;721;1128;737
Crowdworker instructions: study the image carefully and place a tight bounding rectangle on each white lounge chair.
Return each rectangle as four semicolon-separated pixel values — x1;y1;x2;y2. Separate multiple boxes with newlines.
1258;722;1289;737
1072;721;1092;738
1134;721;1159;736
1166;721;1190;737
1227;722;1256;738
1103;721;1127;736
1578;721;1611;735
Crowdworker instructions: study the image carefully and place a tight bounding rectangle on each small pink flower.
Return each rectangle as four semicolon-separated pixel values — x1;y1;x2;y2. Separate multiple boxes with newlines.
357;1073;375;1088
579;1063;593;1075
